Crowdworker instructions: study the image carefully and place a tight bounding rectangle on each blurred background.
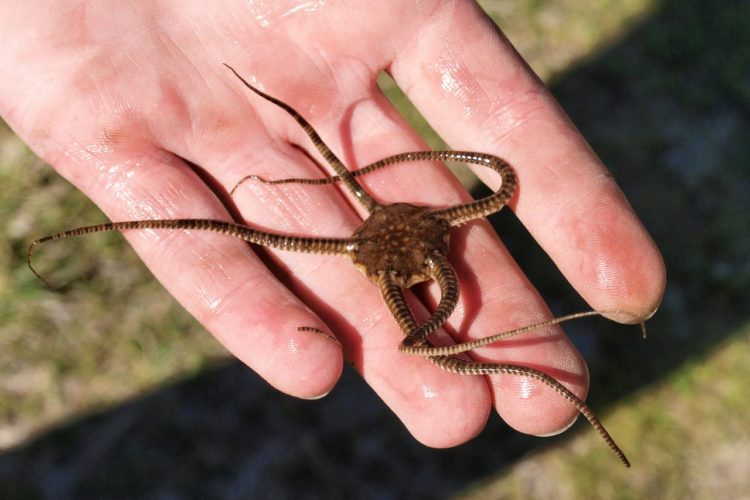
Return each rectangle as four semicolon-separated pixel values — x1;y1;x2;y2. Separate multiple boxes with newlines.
1;0;748;498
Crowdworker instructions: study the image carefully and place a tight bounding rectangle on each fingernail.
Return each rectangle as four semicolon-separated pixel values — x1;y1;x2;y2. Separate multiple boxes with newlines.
533;414;579;437
299;389;331;401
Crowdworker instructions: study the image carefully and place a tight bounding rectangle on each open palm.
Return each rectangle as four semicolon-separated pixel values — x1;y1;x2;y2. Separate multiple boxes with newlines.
0;0;665;448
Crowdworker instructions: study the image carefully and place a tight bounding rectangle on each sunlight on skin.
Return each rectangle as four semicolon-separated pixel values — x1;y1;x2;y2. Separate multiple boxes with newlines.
1;1;664;459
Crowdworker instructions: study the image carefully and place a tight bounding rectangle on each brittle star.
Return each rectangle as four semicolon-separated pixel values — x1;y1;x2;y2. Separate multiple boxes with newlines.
27;63;640;467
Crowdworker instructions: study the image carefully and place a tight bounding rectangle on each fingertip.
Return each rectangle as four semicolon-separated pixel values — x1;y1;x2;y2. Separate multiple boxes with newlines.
533;413;579;437
199;284;344;400
301;328;346;398
486;332;589;437
245;319;345;400
586;213;667;324
403;376;492;448
492;373;584;437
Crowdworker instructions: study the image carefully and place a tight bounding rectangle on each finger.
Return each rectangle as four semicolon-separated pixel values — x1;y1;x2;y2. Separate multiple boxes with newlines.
386;1;663;436
0;4;348;400
183;64;493;447
332;99;587;435
305;72;587;435
43;137;343;400
389;1;666;321
442;221;588;435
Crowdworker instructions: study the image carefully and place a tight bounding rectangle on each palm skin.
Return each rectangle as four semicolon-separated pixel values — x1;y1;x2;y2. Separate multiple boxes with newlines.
1;0;665;449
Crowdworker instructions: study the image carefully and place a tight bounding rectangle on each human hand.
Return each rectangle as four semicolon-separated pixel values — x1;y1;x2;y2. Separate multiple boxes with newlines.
0;0;665;447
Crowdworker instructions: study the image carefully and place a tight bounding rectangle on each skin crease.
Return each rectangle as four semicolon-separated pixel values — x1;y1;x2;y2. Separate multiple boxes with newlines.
0;0;666;448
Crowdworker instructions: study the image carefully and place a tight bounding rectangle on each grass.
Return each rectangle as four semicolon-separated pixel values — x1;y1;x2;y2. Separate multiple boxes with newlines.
0;123;228;448
457;323;750;499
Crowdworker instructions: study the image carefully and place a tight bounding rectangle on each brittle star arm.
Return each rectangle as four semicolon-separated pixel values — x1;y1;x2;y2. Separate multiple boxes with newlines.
398;257;460;347
391;260;619;357
377;267;630;467
27;219;355;285
394;260;643;357
223;64;377;212
231;150;518;227
431;354;630;467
